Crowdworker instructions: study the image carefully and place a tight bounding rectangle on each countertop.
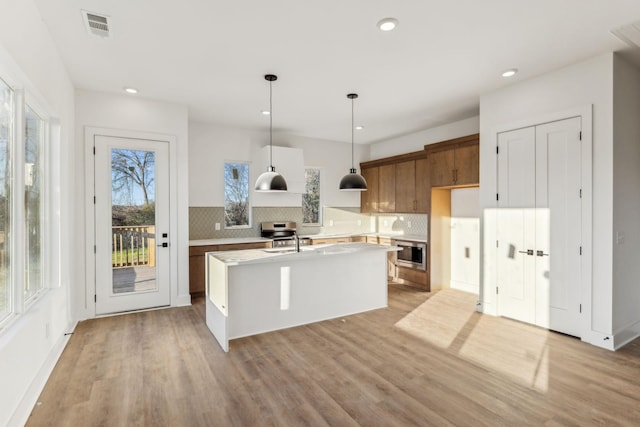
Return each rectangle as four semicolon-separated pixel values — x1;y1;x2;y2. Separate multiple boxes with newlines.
189;237;272;246
189;233;427;246
208;242;399;266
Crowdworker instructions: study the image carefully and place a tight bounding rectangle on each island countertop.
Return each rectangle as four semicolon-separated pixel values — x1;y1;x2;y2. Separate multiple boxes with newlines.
208;242;399;266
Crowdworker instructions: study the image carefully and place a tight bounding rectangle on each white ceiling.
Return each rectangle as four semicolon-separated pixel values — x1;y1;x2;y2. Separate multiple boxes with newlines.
34;0;640;144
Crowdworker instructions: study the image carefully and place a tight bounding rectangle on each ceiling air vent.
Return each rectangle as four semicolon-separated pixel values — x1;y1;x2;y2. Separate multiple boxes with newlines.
611;20;640;48
82;10;111;38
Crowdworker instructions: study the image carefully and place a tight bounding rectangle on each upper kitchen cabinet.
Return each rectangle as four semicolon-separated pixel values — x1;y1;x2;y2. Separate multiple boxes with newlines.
395;158;429;213
360;167;379;213
378;164;396;213
426;134;479;187
360;151;428;214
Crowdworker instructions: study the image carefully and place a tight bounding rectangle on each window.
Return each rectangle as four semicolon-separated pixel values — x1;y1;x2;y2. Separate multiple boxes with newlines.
24;106;44;302
224;162;250;228
302;168;321;225
0;79;11;321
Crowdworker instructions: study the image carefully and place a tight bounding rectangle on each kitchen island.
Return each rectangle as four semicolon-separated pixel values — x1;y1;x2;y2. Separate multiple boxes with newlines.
205;242;397;351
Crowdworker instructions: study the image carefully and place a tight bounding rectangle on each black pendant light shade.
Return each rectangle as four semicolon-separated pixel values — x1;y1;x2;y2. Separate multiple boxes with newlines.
339;93;367;191
255;74;288;192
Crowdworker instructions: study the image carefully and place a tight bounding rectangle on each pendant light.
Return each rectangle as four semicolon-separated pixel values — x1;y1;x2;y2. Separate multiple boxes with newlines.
255;74;287;192
339;93;368;191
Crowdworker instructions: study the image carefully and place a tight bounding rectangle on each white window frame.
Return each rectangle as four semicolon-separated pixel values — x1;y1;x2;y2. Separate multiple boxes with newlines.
0;67;56;331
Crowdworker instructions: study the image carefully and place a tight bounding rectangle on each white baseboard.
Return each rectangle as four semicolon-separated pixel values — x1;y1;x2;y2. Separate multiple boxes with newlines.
175;293;191;307
613;318;640;350
9;320;77;427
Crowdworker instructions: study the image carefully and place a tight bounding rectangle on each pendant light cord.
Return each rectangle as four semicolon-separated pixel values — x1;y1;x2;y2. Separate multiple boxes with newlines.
351;96;355;170
269;79;273;168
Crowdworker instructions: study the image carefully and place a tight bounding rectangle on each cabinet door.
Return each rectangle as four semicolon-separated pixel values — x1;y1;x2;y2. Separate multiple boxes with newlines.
415;158;429;213
429;149;455;187
454;143;479;185
395;160;416;212
360;167;379;212
378;164;396;212
188;245;218;294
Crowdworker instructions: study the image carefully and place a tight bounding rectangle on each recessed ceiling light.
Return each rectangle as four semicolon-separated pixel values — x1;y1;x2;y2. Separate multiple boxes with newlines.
261;110;270;115
377;18;398;32
501;68;518;78
355;125;364;130
124;87;138;94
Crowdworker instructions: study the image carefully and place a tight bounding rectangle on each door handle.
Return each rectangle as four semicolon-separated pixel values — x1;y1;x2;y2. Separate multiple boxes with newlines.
536;250;549;257
157;242;169;248
518;249;534;256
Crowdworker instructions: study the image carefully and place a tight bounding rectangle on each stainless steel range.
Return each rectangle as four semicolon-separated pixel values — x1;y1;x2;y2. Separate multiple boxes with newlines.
260;221;311;249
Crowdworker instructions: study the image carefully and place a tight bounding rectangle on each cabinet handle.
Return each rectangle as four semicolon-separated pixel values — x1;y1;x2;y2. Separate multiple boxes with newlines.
452;169;456;183
413;200;417;211
518;249;534;256
536;250;549;257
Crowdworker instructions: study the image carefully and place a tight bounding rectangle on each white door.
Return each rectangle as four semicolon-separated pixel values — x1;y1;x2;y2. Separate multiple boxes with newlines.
536;118;582;336
94;135;171;315
497;126;537;324
497;117;582;337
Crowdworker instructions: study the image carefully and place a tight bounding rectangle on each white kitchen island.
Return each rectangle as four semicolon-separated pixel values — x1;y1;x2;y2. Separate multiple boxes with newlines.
205;242;397;351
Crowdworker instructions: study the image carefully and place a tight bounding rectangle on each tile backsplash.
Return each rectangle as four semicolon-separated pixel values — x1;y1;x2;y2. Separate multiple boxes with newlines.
190;206;428;240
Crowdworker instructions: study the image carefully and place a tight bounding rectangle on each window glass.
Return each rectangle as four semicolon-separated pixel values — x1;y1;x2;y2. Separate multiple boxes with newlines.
302;168;321;225
224;162;250;228
0;79;11;320
24;105;43;301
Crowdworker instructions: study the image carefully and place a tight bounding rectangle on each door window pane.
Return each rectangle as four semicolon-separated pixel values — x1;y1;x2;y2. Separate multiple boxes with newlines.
0;79;11;319
302;168;320;225
24;106;43;301
111;149;157;294
224;162;250;227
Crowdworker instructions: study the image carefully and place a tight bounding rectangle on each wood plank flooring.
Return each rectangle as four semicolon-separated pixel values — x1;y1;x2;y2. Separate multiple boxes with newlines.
27;286;640;426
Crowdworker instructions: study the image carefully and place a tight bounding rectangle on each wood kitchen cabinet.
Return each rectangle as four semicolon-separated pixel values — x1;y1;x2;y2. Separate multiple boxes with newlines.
378;164;396;213
189;241;271;295
395;158;429;213
427;135;479;187
360;167;379;213
310;236;351;245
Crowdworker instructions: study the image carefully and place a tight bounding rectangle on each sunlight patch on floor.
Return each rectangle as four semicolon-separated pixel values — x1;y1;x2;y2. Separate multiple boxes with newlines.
394;290;475;349
395;288;549;392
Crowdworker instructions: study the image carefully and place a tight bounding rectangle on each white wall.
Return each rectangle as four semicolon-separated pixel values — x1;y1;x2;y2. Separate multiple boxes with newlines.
480;53;614;346
188;122;366;208
612;55;640;344
75;91;191;317
450;188;480;294
0;0;75;425
369;116;479;159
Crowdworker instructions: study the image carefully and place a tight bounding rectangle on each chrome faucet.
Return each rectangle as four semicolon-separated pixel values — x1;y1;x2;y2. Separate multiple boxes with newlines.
292;231;300;252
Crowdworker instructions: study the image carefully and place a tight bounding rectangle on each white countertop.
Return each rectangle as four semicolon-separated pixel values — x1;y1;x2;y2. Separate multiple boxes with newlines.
208;242;399;266
189;237;272;246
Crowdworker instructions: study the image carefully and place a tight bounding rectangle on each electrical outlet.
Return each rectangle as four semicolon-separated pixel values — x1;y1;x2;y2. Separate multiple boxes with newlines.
45;322;50;339
215;223;221;231
357;220;361;226
329;220;334;227
616;231;625;244
383;220;388;227
407;221;412;228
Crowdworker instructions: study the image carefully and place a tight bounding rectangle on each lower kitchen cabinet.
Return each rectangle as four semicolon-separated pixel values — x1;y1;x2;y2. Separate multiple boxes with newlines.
310;236;351;245
189;241;271;294
395;266;429;291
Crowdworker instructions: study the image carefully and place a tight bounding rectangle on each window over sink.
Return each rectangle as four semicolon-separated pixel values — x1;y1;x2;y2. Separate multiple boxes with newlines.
224;162;251;228
302;168;321;225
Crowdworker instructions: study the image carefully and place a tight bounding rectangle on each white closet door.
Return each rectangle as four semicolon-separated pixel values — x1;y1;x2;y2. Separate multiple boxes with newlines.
535;117;582;336
497;117;582;338
497;127;536;325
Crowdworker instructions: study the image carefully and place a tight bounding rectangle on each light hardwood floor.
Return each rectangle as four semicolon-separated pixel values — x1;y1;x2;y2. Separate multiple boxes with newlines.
27;286;640;426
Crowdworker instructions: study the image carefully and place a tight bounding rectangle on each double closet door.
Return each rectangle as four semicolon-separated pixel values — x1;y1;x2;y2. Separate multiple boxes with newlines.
497;117;582;337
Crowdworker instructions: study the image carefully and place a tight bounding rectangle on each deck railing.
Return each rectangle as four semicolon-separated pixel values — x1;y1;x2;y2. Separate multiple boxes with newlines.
112;225;155;268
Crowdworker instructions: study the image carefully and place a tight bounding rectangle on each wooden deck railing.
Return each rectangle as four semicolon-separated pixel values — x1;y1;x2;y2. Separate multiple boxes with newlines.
112;225;155;268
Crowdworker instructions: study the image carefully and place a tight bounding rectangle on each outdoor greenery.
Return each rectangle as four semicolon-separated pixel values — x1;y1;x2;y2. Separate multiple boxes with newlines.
224;162;250;227
303;168;320;224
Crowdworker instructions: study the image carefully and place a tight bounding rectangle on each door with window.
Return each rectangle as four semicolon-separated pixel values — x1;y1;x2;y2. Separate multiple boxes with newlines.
94;135;170;315
497;117;582;337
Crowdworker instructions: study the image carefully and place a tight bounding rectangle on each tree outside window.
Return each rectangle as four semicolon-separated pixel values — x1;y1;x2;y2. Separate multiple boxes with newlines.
224;162;250;227
302;168;321;225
